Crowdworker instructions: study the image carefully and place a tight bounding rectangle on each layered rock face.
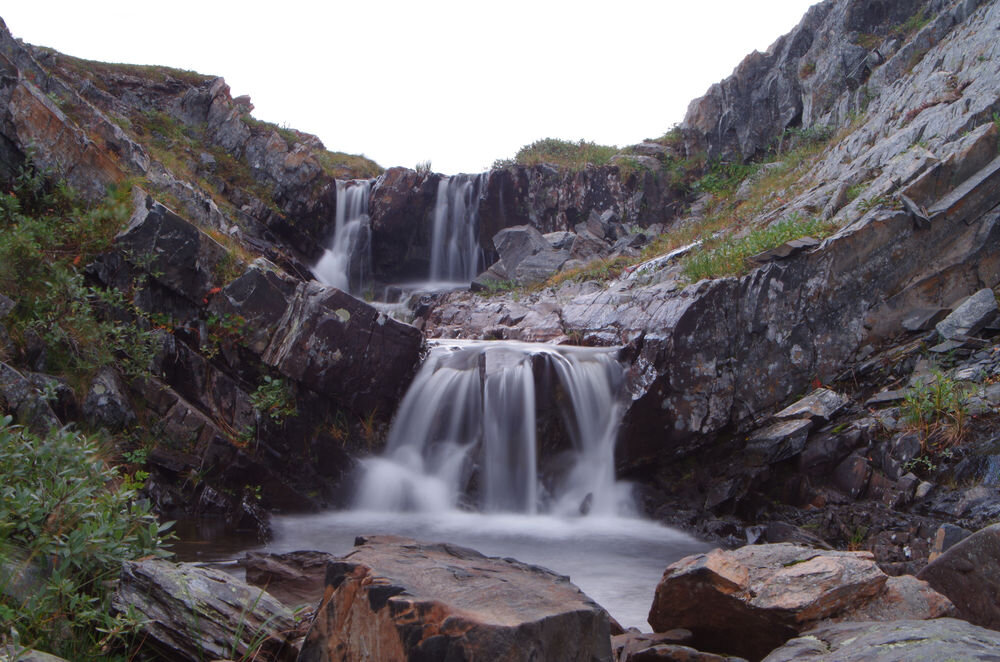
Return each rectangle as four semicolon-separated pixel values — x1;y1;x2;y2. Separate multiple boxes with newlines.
298;535;613;662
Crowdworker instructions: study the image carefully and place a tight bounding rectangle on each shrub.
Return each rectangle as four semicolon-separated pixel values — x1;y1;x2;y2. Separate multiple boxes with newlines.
901;369;971;447
0;417;172;658
502;138;619;170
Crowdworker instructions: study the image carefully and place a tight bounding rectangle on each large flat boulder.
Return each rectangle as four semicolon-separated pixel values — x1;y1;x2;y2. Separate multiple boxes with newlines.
112;559;299;662
298;535;613;662
762;618;1000;662
917;522;1000;629
648;544;951;661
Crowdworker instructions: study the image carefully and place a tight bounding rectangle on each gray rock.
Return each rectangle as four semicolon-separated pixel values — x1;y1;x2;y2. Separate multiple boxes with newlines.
494;224;551;272
833;453;871;499
544;230;576;251
113;559;298;662
0;362;60;434
82;367;136;432
900;307;950;332
762;619;1000;662
0;293;13;318
745;418;813;465
936;288;999;340
918;522;1000;630
928;523;972;562
243;550;336;608
748;237;820;264
298;535;612;662
774;388;850;422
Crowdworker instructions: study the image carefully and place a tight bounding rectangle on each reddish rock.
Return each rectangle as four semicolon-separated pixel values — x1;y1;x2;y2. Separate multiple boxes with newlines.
298;535;612;662
244;550;336;608
918;522;1000;630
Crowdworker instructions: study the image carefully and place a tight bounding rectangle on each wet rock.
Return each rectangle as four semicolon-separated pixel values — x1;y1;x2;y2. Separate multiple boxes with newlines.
489;224;570;283
82;367;136;432
918;522;1000;629
762;619;1000;662
243;550;336;608
298;535;612;662
935;288;999;340
207;260;298;354
113;559;298;662
647;544;942;661
774;388;850;423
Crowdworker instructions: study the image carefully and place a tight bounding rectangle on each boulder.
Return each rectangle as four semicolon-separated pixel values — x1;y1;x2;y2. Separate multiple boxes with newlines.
927;523;972;562
917;522;1000;629
935;288;999;340
490;225;572;283
762;619;1000;662
744;419;812;465
648;544;949;661
0;362;60;434
113;559;299;662
298;535;612;662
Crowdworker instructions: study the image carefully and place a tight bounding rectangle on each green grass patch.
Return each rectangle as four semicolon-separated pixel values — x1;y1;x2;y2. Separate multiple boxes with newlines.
680;214;834;282
494;138;619;170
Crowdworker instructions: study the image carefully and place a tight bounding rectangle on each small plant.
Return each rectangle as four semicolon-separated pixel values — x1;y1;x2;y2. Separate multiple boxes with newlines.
799;61;817;78
414;160;433;175
892;9;931;38
250;376;297;423
901;368;971;447
847;525;869;551
502;138;619;171
903;454;937;474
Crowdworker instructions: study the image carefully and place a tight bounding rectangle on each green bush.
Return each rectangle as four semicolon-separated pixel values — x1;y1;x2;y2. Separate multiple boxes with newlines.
0;417;172;658
496;138;619;170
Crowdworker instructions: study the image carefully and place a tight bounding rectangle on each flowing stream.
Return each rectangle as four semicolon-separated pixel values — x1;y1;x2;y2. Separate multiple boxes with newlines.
312;180;371;293
179;340;707;630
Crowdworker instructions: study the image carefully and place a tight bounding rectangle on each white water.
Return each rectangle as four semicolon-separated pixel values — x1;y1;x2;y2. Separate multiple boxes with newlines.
355;340;633;516
313;180;371;293
429;173;486;282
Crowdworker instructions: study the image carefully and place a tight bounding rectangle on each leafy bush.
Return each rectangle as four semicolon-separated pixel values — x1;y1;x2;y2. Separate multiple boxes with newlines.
0;417;172;658
902;369;971;446
250;376;297;423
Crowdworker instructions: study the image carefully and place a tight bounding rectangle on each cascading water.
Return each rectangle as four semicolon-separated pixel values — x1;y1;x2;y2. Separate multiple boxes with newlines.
428;173;486;283
354;340;634;517
313;180;371;293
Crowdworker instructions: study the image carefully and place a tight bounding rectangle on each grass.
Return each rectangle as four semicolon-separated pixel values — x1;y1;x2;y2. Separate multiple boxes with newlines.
494;138;620;170
680;214;834;281
901;368;972;449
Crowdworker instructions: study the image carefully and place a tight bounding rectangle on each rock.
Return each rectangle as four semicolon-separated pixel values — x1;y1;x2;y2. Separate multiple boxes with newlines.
624;644;746;662
544;230;576;250
761;522;832;550
0;648;70;662
928;524;972;562
207;260;298;354
833;453;871;499
82;367;136;432
261;282;423;414
243;550;336;608
798;425;862;477
0;362;60;434
647;544;948;661
113;559;299;662
762;619;1000;662
900;307;950;332
936;288;999;340
612;630;694;661
490;225;572;283
0;293;13;318
864;389;907;407
774;388;849;423
835;574;954;622
745;419;812;466
918;522;1000;629
298;535;612;662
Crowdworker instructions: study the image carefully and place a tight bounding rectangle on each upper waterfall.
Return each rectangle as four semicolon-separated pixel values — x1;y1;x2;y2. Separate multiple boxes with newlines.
313;180;371;293
429;173;486;283
354;340;633;516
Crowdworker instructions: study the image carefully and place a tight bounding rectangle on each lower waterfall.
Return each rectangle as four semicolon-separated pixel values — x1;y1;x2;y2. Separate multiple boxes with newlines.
354;340;634;516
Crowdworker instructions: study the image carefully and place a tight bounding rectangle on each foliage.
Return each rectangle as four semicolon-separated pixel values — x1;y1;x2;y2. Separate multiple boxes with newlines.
799;61;816;78
0;417;172;658
546;255;634;288
692;159;757;196
414;160;432;175
901;368;971;447
0;163;159;381
250;376;297;423
496;138;619;171
892;9;931;38
680;214;834;282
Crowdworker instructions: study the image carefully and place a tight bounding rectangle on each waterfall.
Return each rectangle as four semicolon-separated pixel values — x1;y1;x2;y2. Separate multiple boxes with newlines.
429;173;486;283
313;180;371;293
354;340;633;516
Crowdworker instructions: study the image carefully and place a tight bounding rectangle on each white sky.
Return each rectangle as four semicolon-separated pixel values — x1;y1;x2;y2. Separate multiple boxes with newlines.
3;1;817;175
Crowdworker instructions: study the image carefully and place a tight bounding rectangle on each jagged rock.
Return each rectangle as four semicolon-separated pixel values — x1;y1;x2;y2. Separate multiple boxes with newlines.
113;559;299;662
833;453;871;499
207;260;298;354
774;388;850;423
368;167;443;280
261;282;422;414
748;237;820;265
298;535;612;662
900;307;950;332
745;419;813;466
798;425;862;477
928;523;972;562
648;544;948;661
243;550;336;608
0;362;60;433
762;619;1000;662
612;630;694;661
918;522;1000;629
82;367;136;432
544;230;576;250
487;224;572;283
935;288;999;340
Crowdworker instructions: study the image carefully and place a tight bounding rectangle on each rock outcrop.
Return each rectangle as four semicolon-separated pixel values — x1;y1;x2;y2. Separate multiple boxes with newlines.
298;535;613;662
113;559;300;662
917;522;1000;629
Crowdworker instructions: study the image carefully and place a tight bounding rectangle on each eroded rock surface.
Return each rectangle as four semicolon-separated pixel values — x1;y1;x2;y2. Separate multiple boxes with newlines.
298;535;613;662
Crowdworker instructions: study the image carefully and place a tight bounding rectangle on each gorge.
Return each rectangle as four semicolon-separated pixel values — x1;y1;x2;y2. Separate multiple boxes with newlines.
3;0;1000;660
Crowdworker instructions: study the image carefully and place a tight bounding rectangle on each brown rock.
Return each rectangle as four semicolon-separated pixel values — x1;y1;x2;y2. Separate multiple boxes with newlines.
243;550;336;608
648;545;887;660
298;535;612;662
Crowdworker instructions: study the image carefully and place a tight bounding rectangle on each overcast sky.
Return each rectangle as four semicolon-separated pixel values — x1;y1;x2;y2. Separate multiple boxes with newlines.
3;1;817;174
